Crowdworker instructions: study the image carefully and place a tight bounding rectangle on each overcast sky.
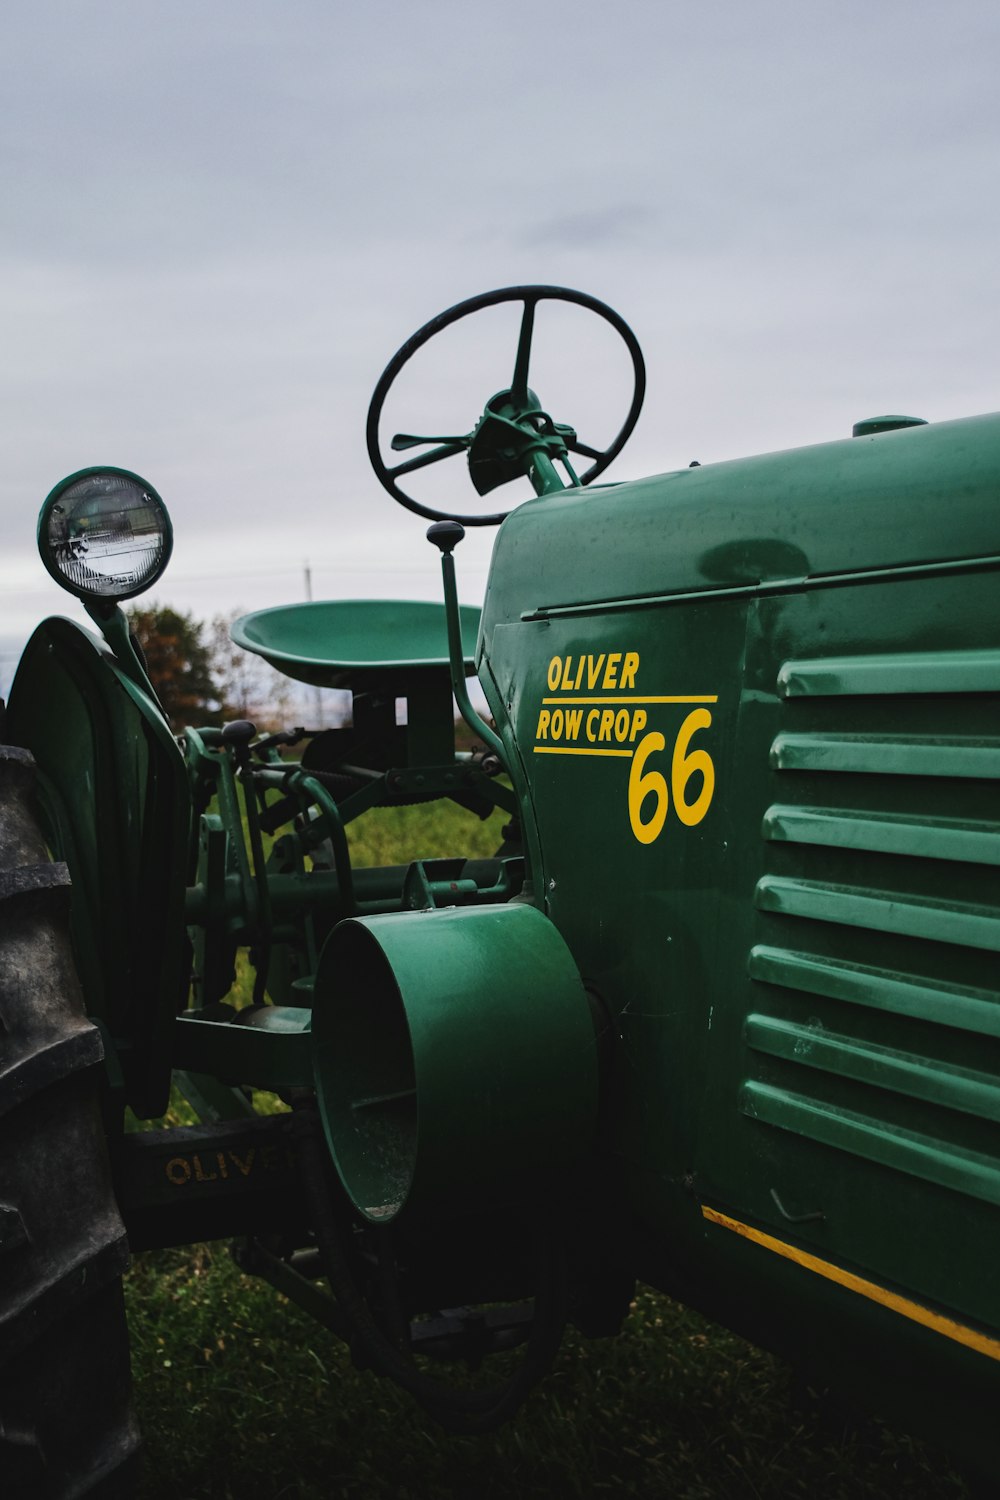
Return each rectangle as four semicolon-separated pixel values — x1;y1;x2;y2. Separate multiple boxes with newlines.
2;0;998;699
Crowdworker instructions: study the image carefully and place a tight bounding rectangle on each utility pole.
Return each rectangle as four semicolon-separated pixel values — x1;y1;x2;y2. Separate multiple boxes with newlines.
304;561;324;731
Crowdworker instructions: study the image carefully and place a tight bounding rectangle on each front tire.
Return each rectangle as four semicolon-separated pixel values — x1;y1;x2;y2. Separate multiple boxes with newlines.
0;741;139;1497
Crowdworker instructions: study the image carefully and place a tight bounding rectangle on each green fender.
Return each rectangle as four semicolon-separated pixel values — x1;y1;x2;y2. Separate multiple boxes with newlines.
7;617;190;1117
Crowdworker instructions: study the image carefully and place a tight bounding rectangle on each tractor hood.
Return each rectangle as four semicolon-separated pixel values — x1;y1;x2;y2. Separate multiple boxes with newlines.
480;412;1000;638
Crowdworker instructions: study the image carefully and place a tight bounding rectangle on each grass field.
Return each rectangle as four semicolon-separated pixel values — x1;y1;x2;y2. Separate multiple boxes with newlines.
126;796;974;1499
127;1250;973;1500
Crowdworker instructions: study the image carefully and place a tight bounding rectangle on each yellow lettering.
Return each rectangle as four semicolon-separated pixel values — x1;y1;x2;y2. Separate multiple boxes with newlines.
230;1150;255;1177
536;709;551;740
599;709;615;741
672;709;715;826
603;653;622;689
558;656;574;689
216;1152;229;1179
165;1157;192;1187
587;655;606;689
629;732;669;844
586;709;599;742
630;708;647;741
573;657;585;689
614;709;631;743
564;709;583;740
193;1155;217;1183
546;657;561;691
620;652;639;689
551;708;564;739
627;712;716;844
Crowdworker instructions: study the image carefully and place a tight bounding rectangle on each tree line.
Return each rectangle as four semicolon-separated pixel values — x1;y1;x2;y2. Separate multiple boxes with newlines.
127;606;298;733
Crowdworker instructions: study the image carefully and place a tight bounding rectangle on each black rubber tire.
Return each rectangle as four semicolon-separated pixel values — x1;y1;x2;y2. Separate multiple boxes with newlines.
0;741;140;1498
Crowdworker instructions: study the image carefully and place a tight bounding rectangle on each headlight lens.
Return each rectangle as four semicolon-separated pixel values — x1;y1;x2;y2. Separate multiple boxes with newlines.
38;467;172;602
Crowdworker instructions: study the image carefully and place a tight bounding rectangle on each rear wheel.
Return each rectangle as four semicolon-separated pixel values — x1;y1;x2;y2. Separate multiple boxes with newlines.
0;739;139;1497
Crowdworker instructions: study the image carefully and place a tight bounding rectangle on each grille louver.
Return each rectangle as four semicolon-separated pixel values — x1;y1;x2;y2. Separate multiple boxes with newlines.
746;646;1000;1209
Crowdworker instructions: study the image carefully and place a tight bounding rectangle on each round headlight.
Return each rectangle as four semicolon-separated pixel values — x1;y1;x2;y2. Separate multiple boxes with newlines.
38;467;172;603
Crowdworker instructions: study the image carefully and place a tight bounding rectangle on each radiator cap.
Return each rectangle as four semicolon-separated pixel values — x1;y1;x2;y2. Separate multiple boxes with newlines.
852;414;927;437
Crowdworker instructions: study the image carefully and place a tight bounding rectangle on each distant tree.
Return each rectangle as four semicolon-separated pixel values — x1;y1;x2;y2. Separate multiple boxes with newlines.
126;604;349;736
127;605;224;732
207;611;299;732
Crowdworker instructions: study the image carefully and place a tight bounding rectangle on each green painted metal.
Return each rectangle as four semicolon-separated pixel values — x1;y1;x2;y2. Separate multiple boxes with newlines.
365;285;645;525
311;904;598;1223
480;413;1000;627
231;598;482;689
770;731;1000;778
7;617;189;1116
174;1007;313;1092
86;600;167;707
740;1082;1000;1209
763;804;1000;864
429;523;506;761
748;947;1000;1039
745;1015;1000;1123
852;414;928;437
476;392;1000;1469
777;647;1000;696
7;288;1000;1478
755;875;1000;950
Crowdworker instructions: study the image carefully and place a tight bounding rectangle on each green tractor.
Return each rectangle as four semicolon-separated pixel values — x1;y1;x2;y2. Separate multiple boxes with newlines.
1;287;998;1496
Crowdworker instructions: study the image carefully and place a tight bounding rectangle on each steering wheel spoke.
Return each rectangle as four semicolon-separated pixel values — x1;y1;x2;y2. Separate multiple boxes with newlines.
367;285;645;526
510;297;537;406
391;431;473;452
387;442;468;480
565;438;603;462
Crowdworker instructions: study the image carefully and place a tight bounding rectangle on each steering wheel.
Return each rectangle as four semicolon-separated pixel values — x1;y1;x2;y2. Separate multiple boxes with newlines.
366;285;646;526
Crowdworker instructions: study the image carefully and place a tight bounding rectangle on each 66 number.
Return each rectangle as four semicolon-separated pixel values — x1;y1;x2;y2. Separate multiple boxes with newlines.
627;710;715;845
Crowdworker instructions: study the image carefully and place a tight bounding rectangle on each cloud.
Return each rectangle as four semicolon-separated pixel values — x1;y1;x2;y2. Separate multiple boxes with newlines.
1;0;997;703
521;205;660;251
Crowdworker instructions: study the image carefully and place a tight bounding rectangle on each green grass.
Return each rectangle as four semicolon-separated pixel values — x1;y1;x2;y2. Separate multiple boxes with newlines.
343;796;510;867
127;1256;970;1500
220;794;508;1009
127;794;973;1499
